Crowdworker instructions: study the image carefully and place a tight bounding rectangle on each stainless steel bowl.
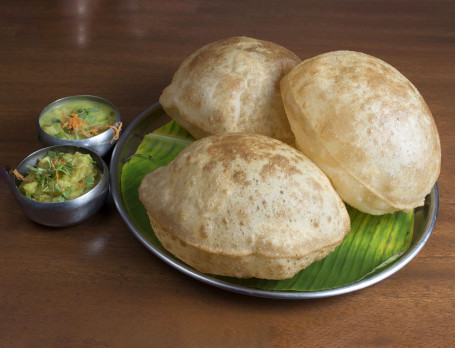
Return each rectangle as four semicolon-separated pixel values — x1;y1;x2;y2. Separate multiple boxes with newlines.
110;103;439;299
3;145;109;227
38;95;122;158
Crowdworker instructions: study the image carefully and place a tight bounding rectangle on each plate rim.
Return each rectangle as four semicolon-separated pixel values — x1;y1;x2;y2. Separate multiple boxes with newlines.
110;102;439;299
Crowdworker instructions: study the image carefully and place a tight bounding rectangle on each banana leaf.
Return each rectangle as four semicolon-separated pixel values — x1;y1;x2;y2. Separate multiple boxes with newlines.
121;121;414;291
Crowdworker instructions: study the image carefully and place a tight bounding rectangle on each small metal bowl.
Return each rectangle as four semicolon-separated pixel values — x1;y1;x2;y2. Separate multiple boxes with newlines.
3;145;109;227
38;95;122;158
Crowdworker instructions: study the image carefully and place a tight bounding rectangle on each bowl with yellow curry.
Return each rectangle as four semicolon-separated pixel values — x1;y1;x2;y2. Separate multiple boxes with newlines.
5;145;109;227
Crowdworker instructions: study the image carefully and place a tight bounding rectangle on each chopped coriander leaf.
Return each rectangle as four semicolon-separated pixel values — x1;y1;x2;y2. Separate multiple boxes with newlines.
17;151;101;203
85;114;97;124
86;174;94;189
40;100;117;140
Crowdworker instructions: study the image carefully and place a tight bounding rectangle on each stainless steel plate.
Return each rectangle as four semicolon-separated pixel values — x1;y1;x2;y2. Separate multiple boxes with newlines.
110;103;439;299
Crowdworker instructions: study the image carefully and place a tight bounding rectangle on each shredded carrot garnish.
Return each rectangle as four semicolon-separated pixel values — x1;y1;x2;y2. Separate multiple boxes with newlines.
109;122;123;144
13;169;25;181
62;112;90;135
58;110;121;140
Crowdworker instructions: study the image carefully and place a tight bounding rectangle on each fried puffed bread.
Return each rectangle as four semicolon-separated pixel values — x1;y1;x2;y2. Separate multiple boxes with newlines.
139;133;350;279
281;51;441;214
159;36;300;144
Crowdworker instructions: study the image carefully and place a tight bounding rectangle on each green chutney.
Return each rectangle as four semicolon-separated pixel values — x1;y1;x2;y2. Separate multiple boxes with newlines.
40;100;117;140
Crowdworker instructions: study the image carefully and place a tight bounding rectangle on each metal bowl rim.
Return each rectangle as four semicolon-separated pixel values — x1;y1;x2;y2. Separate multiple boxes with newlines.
110;102;439;299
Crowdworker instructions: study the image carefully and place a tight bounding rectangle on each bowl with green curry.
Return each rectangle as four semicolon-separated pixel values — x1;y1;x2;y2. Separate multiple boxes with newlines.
38;95;122;158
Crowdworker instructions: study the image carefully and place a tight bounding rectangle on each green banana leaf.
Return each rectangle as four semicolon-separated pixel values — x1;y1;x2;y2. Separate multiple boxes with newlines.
121;121;414;292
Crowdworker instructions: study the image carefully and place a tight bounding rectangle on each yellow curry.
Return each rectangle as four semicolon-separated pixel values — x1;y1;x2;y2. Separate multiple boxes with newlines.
18;151;101;203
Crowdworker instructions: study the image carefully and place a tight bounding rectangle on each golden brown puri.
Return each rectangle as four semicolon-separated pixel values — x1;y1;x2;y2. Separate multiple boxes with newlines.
159;36;300;145
139;133;350;279
281;50;441;215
